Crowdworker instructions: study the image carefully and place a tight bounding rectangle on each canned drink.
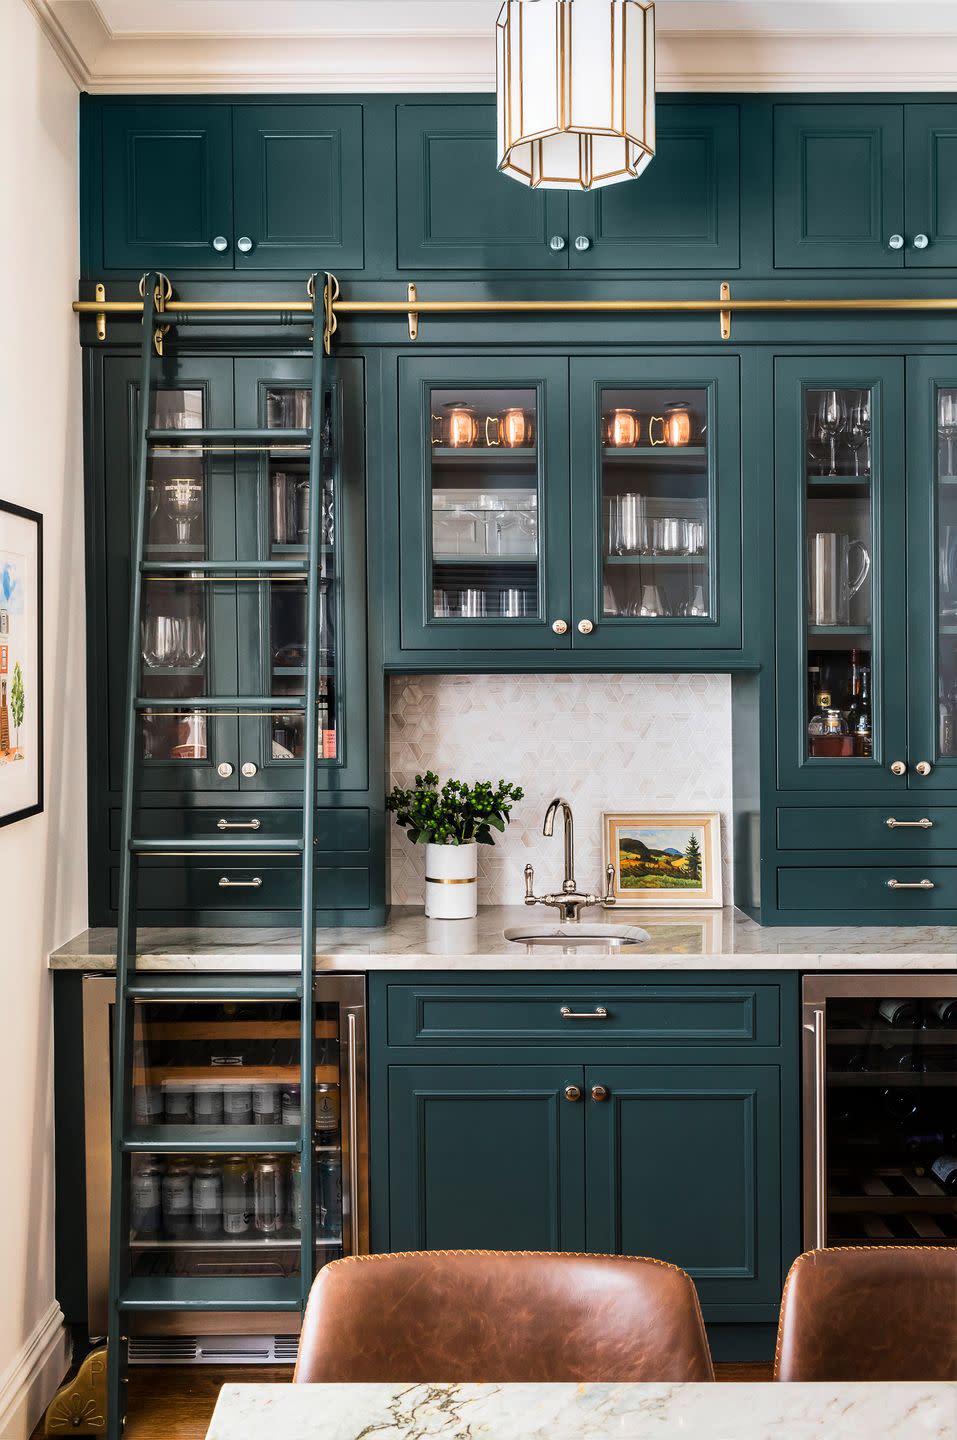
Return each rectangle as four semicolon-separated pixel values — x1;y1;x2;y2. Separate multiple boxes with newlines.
289;1155;302;1233
316;1156;342;1238
222;1083;253;1125
252;1083;281;1126
281;1085;301;1127
315;1084;340;1143
130;1159;163;1236
162;1081;194;1125
132;1085;163;1127
161;1163;194;1238
192;1161;222;1237
221;1156;252;1236
253;1155;286;1234
192;1083;224;1126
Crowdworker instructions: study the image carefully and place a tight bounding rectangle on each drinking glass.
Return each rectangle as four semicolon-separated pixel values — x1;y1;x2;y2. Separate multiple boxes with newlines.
938;390;957;476
500;588;525;617
677;585;708;617
433;588;452;617
270;472;294;544
656;518;689;556
460;588;487;618
846;393;871;476
816;391;847;476
635;585;669;617
615;494;643;555
180;615;206;670
162;478;203;545
141;615;179;669
686;519;706;555
602;583;620;617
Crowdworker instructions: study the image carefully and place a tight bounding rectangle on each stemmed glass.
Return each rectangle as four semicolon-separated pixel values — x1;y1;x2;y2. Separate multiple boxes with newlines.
846;392;871;477
163;477;204;545
816;391;847;476
938;391;957;477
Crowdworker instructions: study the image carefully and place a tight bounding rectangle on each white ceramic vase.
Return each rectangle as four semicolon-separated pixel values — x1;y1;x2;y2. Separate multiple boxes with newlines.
424;841;478;919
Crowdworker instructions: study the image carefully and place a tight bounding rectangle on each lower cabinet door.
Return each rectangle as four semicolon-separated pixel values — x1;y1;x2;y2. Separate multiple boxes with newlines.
387;1065;586;1253
585;1065;783;1317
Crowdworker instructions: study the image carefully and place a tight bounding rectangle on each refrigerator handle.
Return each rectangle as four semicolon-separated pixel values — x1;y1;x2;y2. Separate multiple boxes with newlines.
804;1007;827;1249
346;1009;361;1256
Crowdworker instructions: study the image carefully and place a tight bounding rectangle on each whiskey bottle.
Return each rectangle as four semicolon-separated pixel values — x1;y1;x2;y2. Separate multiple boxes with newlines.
850;664;872;757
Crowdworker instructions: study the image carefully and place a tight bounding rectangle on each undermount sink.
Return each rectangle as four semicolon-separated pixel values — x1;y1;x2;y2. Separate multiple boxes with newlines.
504;923;650;948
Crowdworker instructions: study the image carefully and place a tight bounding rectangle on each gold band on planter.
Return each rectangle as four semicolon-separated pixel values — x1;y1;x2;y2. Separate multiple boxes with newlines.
425;875;477;885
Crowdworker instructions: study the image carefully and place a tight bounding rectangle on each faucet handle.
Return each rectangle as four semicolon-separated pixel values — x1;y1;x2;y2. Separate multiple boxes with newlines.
602;863;617;907
524;863;537;905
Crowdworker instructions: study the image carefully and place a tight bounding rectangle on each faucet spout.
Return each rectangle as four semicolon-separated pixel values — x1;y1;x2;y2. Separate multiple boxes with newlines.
543;797;575;892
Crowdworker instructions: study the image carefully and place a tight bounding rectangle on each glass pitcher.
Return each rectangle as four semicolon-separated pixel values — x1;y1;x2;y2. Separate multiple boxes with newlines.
808;532;871;626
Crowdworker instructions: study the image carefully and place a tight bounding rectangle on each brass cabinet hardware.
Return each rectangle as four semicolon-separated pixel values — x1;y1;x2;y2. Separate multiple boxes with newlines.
564;1085;582;1102
95;282;106;341
218;876;263;889
217;818;262;831
551;619;568;635
560;1005;609;1020
577;618;594;634
720;280;731;339
407;282;418;341
890;760;907;776
885;817;933;829
886;878;935;890
590;1084;610;1102
915;760;933;776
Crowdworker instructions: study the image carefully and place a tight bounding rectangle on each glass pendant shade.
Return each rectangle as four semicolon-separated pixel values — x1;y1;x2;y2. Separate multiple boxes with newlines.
496;0;655;190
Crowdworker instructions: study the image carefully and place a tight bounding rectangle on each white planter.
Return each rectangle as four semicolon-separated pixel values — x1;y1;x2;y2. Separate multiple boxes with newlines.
424;841;478;919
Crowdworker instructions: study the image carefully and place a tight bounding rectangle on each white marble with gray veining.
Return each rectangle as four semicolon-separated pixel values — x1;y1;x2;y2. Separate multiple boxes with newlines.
204;1381;957;1440
49;906;957;971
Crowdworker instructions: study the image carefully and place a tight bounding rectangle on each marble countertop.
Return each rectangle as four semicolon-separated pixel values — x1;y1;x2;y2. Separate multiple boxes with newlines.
49;906;956;972
205;1381;957;1440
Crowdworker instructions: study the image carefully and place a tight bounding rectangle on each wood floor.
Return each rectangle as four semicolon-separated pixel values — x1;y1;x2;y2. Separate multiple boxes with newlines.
34;1363;774;1440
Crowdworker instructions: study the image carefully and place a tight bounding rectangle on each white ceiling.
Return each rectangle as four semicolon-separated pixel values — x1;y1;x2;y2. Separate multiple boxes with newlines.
28;0;957;92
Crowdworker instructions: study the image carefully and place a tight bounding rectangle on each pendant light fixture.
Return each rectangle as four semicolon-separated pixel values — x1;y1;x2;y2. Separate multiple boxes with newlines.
496;0;655;190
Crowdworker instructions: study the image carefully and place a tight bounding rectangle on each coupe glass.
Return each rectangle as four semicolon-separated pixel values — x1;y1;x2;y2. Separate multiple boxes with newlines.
816;391;847;476
163;478;203;545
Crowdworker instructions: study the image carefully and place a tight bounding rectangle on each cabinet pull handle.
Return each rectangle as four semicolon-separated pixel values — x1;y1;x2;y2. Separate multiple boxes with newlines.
346;1010;361;1256
549;235;566;252
559;1005;608;1020
551;619;568;635
217;818;262;831
236;235;254;254
886;878;935;890
885;818;933;829
806;1006;826;1248
218;876;263;889
915;760;933;776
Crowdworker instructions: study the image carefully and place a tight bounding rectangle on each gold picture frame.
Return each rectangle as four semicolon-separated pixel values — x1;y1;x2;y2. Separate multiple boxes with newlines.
602;811;722;909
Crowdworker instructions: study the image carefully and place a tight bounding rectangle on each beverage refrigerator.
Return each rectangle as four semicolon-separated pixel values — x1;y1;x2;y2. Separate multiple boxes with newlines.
802;974;957;1251
77;973;367;1363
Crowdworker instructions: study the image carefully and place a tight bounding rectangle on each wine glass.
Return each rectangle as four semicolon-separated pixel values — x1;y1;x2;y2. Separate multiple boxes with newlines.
816;391;846;476
938;390;957;478
846;392;871;477
163;477;203;545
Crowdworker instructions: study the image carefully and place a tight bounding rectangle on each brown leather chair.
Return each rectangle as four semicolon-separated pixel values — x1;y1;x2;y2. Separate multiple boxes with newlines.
774;1246;957;1381
294;1249;714;1383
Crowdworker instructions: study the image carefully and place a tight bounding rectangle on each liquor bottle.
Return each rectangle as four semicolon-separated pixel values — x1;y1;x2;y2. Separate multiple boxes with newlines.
807;688;832;739
878;997;920;1027
939;681;955;757
845;657;872;756
930;1154;957;1195
807;656;822;719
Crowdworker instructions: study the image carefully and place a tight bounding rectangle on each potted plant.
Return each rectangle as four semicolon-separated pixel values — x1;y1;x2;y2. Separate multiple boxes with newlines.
386;770;524;919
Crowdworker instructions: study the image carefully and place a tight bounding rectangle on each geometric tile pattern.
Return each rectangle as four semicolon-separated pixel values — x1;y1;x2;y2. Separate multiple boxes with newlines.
388;673;733;907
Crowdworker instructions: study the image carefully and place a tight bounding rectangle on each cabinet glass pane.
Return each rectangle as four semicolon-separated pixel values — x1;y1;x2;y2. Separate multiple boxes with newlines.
824;993;957;1246
937;387;957;759
599;388;710;620
264;385;337;764
804;387;875;761
140;388;208;764
428;387;539;621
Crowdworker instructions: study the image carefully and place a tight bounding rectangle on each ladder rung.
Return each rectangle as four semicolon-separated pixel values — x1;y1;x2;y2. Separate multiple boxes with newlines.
125;975;303;1001
134;696;306;712
130;837;304;856
146;428;311;444
122;1125;302;1154
118;1276;302;1313
141;560;308;576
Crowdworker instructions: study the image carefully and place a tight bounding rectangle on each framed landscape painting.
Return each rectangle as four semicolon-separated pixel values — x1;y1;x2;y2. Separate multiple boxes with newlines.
0;501;43;827
602;811;722;908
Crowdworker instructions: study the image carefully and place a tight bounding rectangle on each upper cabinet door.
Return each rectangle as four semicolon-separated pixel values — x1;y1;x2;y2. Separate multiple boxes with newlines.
773;104;904;269
233;105;364;272
904;105;957;268
567;104;740;271
102;104;233;271
396;104;569;271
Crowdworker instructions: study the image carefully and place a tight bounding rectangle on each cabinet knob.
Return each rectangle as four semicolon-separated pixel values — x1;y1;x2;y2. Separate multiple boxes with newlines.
915;760;933;776
241;761;258;778
890;760;907;776
913;233;930;250
888;233;905;250
211;235;229;253
237;236;254;254
552;618;569;635
564;1085;582;1103
574;235;592;252
549;235;567;252
590;1084;609;1102
217;761;234;778
577;618;594;635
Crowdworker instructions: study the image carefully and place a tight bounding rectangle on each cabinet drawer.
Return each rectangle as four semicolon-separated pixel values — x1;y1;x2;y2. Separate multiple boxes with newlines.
387;985;781;1048
111;807;370;853
109;861;370;913
777;807;957;851
777;866;956;911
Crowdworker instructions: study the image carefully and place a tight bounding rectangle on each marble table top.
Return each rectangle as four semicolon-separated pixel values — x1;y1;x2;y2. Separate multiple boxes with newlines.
50;906;957;972
205;1381;957;1440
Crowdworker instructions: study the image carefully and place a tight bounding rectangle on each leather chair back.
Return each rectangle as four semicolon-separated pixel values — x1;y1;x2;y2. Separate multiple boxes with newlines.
295;1249;714;1383
775;1246;957;1381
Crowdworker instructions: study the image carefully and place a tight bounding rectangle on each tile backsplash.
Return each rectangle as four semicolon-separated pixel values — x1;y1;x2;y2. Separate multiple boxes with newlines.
388;674;733;907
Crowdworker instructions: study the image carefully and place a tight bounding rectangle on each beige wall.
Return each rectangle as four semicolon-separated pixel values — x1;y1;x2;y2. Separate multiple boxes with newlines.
0;4;85;1435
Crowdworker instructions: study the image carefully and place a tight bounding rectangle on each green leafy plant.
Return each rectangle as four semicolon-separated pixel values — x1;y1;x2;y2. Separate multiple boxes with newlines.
386;771;524;847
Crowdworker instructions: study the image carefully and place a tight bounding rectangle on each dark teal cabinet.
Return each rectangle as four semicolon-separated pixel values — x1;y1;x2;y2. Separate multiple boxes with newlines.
102;104;233;271
233;105;364;271
904;105;957;268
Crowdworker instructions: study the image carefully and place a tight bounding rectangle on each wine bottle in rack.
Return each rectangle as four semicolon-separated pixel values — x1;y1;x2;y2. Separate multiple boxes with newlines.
930;998;957;1026
877;998;921;1027
930;1154;957;1195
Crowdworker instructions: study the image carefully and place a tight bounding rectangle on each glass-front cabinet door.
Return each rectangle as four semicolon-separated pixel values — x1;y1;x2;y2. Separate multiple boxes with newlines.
398;356;571;650
569;356;742;650
775;357;907;791
907;357;957;791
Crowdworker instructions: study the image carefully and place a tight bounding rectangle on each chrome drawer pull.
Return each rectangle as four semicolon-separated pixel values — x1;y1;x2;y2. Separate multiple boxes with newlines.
559;1005;609;1020
885;818;933;829
218;876;263;889
886;878;935;890
217;818;262;831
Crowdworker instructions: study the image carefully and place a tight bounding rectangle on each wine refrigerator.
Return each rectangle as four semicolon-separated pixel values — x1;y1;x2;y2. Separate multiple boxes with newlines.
802;975;957;1251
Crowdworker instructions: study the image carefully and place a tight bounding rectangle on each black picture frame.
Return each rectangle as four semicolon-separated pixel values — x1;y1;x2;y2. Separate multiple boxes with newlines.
0;499;43;827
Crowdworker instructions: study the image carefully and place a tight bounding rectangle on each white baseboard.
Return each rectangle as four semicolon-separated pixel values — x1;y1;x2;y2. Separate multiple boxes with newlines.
0;1303;71;1440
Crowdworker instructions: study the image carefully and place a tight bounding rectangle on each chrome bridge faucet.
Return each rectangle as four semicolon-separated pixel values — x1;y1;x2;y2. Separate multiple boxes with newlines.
523;797;616;923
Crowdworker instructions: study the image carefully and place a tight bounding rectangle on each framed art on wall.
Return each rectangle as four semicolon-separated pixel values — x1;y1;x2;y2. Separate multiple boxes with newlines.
602;811;722;908
0;501;43;827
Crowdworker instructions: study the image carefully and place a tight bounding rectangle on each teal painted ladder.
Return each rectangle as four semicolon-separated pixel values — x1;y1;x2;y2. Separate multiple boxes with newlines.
106;274;328;1437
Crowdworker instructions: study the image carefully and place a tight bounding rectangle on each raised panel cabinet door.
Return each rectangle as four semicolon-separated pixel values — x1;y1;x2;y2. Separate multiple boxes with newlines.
387;1065;586;1253
396;103;569;270
102;104;233;270
233;105;364;271
904;105;957;268
773;104;904;269
568;104;740;271
585;1065;783;1318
